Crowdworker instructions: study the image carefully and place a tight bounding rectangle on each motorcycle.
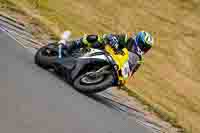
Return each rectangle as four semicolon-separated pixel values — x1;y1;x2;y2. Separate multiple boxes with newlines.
34;33;130;93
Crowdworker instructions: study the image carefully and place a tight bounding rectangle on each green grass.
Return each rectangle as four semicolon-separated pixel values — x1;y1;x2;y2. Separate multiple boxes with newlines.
2;0;200;132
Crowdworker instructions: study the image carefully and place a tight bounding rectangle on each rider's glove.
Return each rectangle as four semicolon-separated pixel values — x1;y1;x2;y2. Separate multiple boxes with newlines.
110;41;119;51
104;34;119;50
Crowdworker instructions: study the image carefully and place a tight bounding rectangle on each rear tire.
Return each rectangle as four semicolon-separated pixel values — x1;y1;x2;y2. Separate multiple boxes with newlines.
34;45;58;69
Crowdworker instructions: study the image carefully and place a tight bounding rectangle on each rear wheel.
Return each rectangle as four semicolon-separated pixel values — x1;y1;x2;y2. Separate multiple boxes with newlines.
34;44;58;69
73;66;114;93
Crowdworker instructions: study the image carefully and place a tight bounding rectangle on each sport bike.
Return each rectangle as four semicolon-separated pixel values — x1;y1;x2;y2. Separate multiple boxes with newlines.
35;41;130;93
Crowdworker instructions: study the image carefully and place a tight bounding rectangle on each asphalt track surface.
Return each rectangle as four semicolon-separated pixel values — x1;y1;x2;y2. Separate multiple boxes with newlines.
0;28;154;133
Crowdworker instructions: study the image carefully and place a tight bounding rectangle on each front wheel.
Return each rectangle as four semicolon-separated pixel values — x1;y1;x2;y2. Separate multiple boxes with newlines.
73;67;114;93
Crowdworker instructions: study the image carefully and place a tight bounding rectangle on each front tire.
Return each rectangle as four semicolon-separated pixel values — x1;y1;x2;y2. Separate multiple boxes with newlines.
73;71;114;93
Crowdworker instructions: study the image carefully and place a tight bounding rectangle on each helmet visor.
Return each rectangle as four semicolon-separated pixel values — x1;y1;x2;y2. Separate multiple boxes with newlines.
140;43;152;54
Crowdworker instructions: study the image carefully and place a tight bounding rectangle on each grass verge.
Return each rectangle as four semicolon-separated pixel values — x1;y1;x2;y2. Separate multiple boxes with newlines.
122;87;187;133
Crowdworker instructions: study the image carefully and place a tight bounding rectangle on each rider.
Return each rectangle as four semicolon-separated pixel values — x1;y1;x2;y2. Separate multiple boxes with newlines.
58;31;154;79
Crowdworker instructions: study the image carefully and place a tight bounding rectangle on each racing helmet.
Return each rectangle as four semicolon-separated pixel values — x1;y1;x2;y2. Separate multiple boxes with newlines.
135;31;154;54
